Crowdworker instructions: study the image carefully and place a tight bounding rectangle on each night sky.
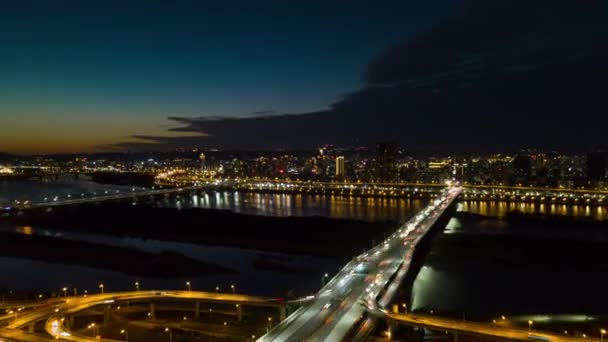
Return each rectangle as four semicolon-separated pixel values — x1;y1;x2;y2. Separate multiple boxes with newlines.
1;1;607;154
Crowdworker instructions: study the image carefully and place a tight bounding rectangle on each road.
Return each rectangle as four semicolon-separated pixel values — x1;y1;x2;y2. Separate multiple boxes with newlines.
0;290;285;342
259;187;462;341
381;311;601;342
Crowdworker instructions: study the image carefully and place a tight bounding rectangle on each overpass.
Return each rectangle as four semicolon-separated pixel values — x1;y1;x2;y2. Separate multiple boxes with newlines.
258;186;462;341
374;310;601;342
0;290;288;342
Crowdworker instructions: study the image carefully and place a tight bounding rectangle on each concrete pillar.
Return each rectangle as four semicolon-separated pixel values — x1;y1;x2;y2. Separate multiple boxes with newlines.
149;302;156;320
28;324;35;333
236;304;242;322
195;301;200;318
103;305;112;324
278;306;286;321
388;321;397;339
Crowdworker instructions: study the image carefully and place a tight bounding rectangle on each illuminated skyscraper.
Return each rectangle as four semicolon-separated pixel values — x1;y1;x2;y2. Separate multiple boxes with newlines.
335;156;345;177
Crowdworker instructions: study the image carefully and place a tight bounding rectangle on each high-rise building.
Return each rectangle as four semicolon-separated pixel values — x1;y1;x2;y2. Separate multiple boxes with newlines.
374;143;397;182
335;156;345;178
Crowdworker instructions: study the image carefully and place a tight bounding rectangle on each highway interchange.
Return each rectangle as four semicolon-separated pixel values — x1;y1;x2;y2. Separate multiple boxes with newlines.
0;290;285;342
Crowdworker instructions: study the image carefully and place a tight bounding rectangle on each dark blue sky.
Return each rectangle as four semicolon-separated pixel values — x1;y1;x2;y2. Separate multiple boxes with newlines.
0;0;454;153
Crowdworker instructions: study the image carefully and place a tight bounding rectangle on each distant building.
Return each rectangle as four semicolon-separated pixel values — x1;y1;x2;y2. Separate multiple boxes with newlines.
199;153;206;170
587;151;608;182
335;156;345;178
512;154;532;176
374;143;397;182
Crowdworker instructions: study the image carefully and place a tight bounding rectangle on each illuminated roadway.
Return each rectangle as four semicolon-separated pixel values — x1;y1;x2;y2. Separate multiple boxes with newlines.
258;187;462;341
0;290;286;342
375;311;601;342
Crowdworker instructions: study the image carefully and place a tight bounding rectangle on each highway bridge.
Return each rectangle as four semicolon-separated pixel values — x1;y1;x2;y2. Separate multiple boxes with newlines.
258;186;462;341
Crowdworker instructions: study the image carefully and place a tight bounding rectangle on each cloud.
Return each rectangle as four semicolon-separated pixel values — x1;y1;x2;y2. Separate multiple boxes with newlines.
109;1;608;153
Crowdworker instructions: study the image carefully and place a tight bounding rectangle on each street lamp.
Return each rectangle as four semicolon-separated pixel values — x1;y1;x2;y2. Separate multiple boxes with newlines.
267;316;273;333
62;287;68;297
88;323;97;337
230;284;235;293
99;284;104;294
528;320;533;333
402;303;407;314
601;329;606;342
120;329;128;342
165;328;173;342
186;281;191;291
134;282;140;291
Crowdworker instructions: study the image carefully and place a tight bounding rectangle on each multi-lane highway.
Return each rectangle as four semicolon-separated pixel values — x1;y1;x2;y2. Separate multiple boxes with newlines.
259;187;462;341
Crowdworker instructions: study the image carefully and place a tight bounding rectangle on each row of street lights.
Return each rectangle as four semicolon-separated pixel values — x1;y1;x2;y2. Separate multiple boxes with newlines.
185;281;236;293
57;280;239;297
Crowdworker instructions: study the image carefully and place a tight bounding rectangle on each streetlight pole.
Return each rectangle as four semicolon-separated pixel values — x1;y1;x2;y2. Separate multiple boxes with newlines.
62;287;68;297
528;320;533;334
230;284;235;293
99;283;104;294
135;282;140;291
120;329;128;342
165;328;173;342
601;329;606;342
321;273;329;286
88;323;97;337
186;281;191;291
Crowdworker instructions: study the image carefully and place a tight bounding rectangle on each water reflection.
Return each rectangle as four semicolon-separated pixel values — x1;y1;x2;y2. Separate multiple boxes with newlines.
157;191;425;223
461;200;608;220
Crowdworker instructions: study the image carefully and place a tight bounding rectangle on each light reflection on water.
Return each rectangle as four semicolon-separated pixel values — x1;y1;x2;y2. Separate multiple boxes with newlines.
158;191;425;223
461;200;608;220
412;202;608;317
0;185;428;294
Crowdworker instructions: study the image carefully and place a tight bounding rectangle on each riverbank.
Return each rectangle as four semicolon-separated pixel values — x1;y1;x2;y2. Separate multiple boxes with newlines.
5;202;396;257
0;231;233;277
